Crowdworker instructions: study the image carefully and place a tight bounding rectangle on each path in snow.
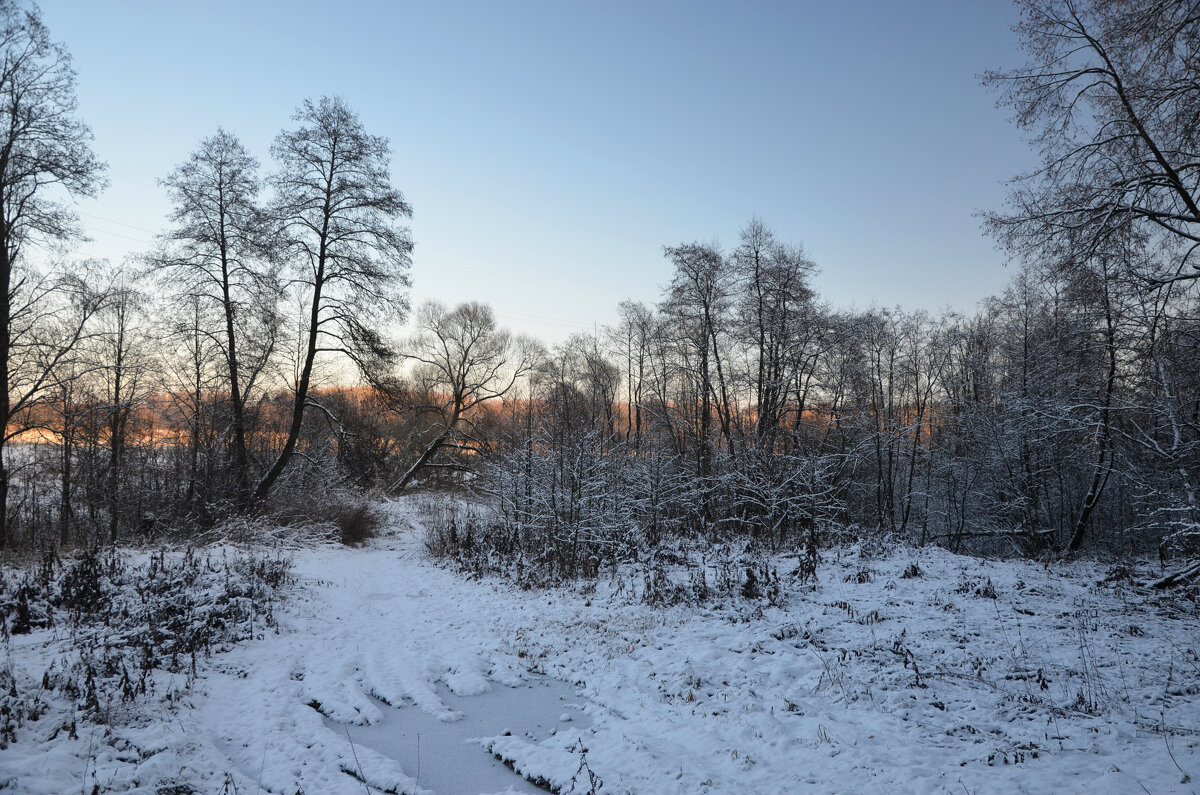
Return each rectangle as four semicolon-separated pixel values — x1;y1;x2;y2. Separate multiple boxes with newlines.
187;501;1199;794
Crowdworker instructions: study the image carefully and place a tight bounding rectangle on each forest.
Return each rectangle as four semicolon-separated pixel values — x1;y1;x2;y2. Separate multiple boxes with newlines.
0;4;1196;585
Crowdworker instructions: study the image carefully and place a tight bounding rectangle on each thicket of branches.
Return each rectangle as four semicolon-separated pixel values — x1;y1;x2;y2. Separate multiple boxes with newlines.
0;0;1197;588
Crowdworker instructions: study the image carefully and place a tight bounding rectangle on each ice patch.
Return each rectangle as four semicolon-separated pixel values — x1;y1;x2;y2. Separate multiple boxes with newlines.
330;674;591;794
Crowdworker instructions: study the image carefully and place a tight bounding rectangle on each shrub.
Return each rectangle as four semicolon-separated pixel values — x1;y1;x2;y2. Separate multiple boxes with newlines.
336;501;380;546
0;547;292;738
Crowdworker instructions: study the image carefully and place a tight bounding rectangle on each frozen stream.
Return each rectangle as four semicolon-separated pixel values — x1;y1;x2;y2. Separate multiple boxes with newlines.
326;675;591;794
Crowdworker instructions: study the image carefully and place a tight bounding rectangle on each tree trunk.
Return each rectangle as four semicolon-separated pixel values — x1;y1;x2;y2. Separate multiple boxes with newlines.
391;431;451;493
254;259;324;503
0;239;9;551
220;235;251;504
60;429;72;548
109;367;123;545
1068;285;1119;552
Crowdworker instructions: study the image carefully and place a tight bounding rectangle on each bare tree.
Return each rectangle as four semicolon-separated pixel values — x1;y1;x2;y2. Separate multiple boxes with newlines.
153;129;278;503
981;1;1200;552
94;279;153;543
255;96;412;502
731;219;819;449
609;300;654;449
985;0;1200;288
7;269;106;547
0;1;105;548
388;300;534;492
158;295;220;514
661;242;737;489
43;340;110;548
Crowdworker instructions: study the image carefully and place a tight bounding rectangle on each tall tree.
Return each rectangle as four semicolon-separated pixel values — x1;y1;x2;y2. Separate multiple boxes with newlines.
154;129;277;503
0;1;104;548
95;278;152;543
985;0;1200;288
608;300;654;449
731;219;819;448
985;0;1200;554
662;242;736;489
255;96;412;502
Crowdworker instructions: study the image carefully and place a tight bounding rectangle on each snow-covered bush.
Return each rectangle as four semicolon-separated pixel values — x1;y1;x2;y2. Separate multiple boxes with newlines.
0;546;291;744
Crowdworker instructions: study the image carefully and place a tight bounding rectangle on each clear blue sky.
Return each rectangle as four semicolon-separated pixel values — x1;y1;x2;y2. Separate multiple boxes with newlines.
41;0;1034;343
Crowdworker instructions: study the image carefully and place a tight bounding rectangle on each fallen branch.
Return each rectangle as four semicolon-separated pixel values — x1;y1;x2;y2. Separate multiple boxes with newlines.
1152;560;1200;589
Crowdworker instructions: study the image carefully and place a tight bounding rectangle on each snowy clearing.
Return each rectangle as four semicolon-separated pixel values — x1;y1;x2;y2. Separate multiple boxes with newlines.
3;499;1199;794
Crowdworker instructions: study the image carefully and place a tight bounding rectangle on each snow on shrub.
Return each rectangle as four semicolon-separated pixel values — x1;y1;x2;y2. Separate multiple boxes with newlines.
0;546;291;745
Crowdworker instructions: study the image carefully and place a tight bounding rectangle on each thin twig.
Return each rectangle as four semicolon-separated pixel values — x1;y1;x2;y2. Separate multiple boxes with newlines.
344;725;372;794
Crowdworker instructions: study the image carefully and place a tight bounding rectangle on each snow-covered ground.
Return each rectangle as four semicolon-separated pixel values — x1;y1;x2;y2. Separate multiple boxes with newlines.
3;499;1199;793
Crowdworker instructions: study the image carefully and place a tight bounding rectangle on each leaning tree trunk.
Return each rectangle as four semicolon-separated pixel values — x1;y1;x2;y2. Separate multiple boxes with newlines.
254;262;323;503
391;400;463;493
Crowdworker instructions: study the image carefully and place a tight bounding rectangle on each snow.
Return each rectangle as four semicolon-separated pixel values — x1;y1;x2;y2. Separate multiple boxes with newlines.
3;499;1199;793
332;677;588;794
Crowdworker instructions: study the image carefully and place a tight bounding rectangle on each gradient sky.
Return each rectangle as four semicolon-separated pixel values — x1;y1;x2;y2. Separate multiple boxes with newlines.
40;0;1036;343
